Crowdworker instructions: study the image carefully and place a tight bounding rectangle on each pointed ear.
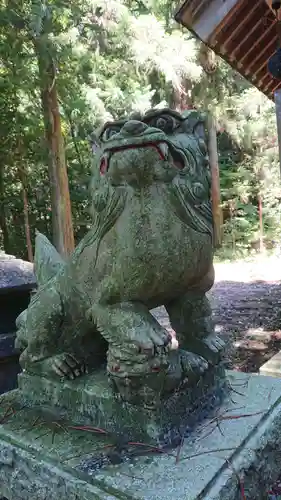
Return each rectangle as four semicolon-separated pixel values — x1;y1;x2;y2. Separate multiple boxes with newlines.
88;132;101;154
34;230;65;286
182;110;207;140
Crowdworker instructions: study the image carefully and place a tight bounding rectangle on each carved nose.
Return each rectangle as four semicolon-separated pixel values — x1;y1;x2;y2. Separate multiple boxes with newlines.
121;120;148;136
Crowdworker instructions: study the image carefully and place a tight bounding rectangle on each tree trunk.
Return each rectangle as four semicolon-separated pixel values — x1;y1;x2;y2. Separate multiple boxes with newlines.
0;164;10;252
18;167;33;262
198;43;218;74
34;39;74;257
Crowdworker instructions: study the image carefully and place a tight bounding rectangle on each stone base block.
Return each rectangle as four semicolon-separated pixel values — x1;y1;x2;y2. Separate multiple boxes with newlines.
1;372;281;499
260;349;281;378
17;364;227;445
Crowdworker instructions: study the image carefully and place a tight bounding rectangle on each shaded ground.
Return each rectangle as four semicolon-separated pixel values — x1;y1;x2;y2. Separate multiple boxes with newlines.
153;254;281;373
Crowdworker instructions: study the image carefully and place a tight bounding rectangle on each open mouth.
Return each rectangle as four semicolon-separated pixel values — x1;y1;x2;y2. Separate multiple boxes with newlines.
99;141;186;175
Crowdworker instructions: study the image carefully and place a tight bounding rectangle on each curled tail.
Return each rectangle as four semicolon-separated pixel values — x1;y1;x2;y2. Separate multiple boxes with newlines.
15;231;65;351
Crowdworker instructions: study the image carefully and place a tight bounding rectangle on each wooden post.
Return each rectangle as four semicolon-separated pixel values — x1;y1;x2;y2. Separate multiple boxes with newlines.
274;18;281;180
272;14;281;177
207;113;223;247
274;89;281;180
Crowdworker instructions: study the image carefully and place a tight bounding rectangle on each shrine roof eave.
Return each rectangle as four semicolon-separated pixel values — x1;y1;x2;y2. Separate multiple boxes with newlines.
175;0;281;100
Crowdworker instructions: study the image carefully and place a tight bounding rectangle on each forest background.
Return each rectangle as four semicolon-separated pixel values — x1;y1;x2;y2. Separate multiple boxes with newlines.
1;0;280;261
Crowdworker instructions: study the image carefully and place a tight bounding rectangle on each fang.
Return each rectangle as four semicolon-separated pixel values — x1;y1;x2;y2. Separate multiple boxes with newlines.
158;143;169;159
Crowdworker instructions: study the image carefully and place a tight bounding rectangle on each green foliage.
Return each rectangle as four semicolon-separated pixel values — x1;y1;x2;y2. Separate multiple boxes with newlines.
0;0;280;260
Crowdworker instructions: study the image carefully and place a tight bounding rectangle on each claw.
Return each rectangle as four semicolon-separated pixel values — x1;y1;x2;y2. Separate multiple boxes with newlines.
180;350;208;377
203;335;225;356
64;354;79;369
52;364;65;378
52;354;87;380
168;337;179;351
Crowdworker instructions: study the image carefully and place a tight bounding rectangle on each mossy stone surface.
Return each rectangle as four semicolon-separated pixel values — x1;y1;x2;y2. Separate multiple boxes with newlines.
2;373;281;500
18;363;227;445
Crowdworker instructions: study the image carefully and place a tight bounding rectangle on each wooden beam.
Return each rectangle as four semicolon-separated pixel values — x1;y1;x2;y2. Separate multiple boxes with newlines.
238;18;276;67
265;80;280;95
272;81;281;93
209;0;243;46
229;17;264;63
266;0;281;20
192;0;208;18
174;0;194;28
211;0;245;47
257;73;273;91
175;0;240;42
246;35;278;75
220;2;258;53
263;75;276;92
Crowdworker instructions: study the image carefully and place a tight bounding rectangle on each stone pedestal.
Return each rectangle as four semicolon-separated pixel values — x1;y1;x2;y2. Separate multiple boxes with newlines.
260;349;281;378
17;363;227;445
1;372;281;499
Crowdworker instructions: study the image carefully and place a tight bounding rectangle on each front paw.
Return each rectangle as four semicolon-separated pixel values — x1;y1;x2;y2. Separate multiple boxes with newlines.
204;334;225;354
180;350;208;377
52;353;88;380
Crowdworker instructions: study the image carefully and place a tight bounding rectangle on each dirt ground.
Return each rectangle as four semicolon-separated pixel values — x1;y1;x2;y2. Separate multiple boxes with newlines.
153;254;281;373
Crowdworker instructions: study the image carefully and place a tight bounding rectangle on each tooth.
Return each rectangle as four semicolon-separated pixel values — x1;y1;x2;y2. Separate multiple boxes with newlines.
159;142;169;159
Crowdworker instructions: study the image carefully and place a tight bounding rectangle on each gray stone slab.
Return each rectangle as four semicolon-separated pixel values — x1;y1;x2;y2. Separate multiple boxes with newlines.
1;372;281;499
0;254;35;291
81;372;281;499
17;363;227;446
260;349;281;378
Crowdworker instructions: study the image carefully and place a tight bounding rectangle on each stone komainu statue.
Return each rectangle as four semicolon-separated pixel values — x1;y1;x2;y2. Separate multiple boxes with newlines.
15;108;224;406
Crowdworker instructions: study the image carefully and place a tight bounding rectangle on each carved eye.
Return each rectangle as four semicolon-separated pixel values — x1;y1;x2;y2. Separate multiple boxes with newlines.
155;115;175;133
193;182;205;199
156;117;167;129
104;128;119;140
